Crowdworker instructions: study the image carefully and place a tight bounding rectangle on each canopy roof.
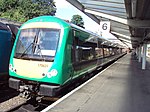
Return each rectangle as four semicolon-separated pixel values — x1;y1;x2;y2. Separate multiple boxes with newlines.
67;0;150;48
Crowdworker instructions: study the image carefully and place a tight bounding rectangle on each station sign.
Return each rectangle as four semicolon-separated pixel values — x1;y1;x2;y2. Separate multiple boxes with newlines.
99;21;110;33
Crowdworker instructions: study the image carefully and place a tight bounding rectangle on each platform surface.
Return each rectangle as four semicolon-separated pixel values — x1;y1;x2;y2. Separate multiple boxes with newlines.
47;54;150;112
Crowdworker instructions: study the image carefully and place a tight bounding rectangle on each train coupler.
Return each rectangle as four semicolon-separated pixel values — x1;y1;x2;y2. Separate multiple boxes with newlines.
19;85;33;99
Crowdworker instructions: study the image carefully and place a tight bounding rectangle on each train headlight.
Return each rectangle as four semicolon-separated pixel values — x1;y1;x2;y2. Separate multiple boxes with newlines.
47;69;58;78
9;64;13;71
9;64;17;73
14;69;17;73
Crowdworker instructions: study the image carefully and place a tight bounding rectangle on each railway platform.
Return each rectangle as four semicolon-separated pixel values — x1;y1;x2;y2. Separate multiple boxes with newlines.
43;53;150;112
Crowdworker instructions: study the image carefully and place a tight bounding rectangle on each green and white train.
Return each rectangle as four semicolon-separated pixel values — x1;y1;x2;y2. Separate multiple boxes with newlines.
9;16;125;97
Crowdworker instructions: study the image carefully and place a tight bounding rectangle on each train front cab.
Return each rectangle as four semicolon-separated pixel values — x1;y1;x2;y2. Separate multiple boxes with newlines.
8;17;72;97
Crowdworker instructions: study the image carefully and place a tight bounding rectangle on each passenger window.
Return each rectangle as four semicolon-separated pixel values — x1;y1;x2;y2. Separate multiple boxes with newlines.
103;48;110;57
74;37;96;62
95;48;103;58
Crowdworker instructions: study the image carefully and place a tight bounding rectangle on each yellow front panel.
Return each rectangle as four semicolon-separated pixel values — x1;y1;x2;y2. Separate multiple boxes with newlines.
13;58;53;79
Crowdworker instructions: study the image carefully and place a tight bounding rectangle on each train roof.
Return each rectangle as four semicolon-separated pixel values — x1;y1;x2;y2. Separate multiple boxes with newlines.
69;22;116;47
6;24;20;37
70;23;109;40
21;16;69;27
21;16;122;48
0;22;10;31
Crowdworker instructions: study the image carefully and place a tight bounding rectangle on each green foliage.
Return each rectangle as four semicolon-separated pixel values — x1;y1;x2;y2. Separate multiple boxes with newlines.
71;14;85;28
0;0;56;22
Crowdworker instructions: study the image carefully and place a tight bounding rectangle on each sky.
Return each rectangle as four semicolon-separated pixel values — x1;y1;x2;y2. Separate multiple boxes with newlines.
54;0;100;33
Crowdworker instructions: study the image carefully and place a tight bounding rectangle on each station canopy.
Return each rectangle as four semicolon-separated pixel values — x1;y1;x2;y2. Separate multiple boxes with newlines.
66;0;150;48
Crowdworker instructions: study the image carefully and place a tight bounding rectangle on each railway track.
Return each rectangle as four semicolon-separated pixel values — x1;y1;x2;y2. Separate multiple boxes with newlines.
5;98;52;112
0;93;54;112
0;95;27;112
0;82;19;104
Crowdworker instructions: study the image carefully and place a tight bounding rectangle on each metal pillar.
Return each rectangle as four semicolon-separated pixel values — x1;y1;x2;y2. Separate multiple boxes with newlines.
138;45;141;62
142;43;147;70
136;47;139;59
135;48;137;55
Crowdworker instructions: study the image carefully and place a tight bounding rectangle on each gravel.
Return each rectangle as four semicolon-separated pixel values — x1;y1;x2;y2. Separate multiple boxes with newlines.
0;96;27;112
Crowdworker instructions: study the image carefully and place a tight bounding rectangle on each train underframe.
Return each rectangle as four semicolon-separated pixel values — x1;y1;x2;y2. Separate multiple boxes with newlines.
9;77;61;100
9;69;96;100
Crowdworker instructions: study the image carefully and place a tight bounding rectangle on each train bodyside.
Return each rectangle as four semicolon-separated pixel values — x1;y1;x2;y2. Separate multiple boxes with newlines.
0;22;12;79
9;16;125;97
69;24;124;79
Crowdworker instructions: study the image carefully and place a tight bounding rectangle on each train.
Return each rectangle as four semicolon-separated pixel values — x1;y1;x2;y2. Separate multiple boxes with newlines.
0;22;19;80
8;16;126;98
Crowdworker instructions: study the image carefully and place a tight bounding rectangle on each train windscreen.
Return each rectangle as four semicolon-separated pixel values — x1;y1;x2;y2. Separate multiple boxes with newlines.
14;28;60;61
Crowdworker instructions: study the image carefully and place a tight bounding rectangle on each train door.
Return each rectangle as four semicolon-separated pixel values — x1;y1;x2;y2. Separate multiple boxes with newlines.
96;39;104;67
71;31;81;78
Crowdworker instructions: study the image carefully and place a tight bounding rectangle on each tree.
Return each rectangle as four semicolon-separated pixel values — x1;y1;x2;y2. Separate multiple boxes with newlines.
0;0;56;22
71;14;85;28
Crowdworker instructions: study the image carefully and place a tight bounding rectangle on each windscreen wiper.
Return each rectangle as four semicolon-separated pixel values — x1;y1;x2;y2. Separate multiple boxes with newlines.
35;44;45;61
19;42;34;58
19;34;38;58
